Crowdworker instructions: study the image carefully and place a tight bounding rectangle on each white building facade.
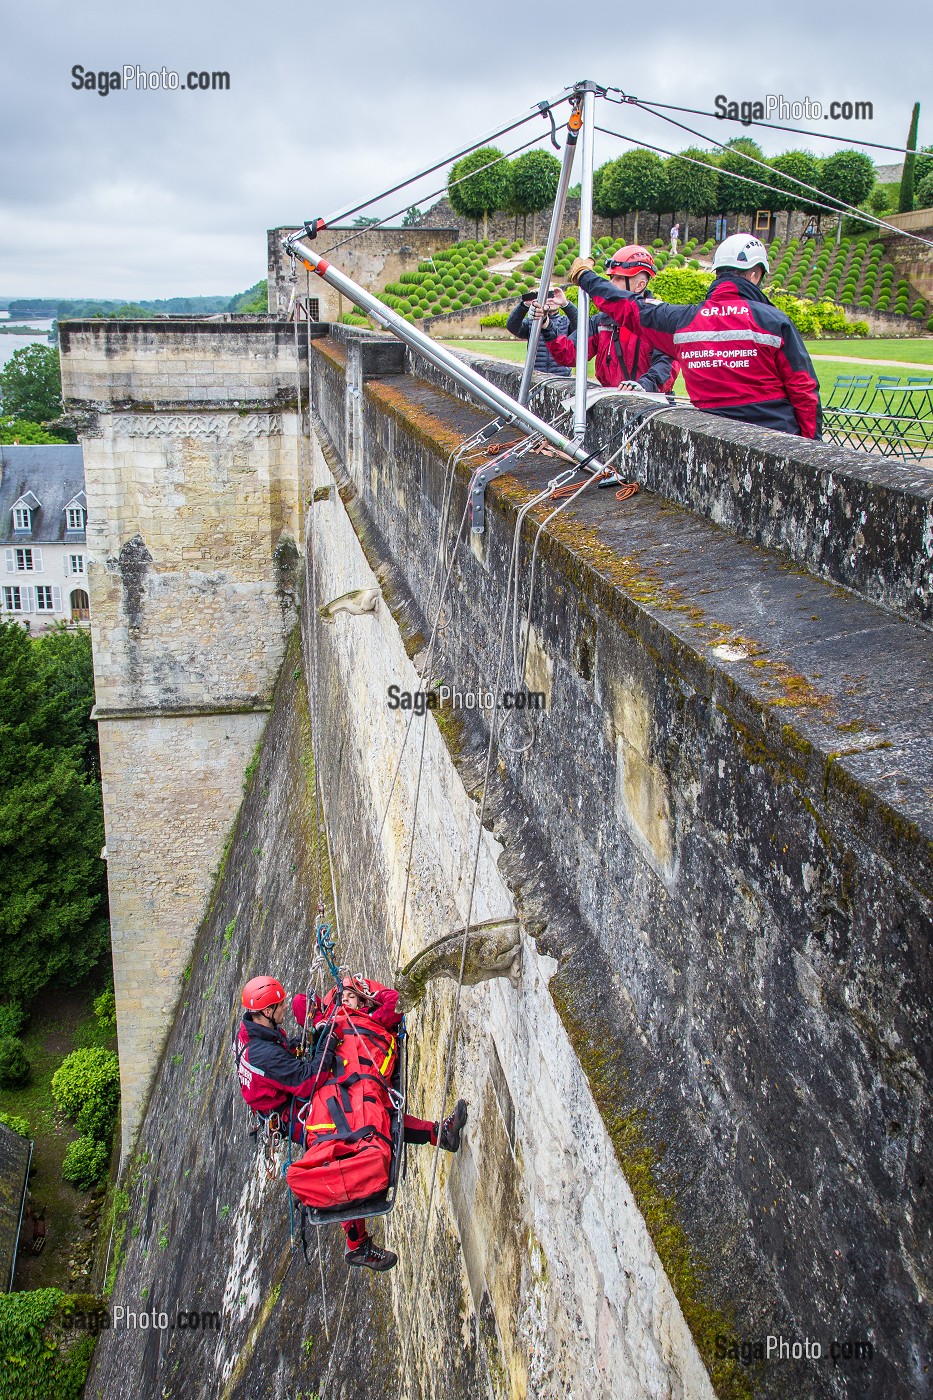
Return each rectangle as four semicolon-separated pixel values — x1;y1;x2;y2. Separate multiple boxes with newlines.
0;444;89;632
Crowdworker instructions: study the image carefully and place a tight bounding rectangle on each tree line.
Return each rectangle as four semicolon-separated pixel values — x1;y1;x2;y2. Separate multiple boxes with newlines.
447;139;933;241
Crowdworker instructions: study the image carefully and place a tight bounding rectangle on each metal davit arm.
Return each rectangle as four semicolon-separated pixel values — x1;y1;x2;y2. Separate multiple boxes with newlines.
284;236;611;476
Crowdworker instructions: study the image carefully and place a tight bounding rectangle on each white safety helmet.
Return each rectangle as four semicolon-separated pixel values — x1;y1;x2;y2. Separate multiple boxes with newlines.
712;234;770;274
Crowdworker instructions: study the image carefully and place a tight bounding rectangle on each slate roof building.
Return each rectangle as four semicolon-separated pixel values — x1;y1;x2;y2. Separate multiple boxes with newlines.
0;443;89;630
0;1121;32;1291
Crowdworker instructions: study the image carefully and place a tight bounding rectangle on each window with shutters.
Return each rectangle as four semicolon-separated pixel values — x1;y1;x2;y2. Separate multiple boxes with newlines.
69;554;85;575
15;548;34;572
3;586;22;611
13;506;31;530
35;585;55;611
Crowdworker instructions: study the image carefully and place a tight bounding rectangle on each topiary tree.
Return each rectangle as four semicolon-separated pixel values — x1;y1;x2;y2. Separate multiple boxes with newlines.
652;266;714;304
510;149;561;243
664;148;719;241
899;103;920;213
448;147;513;240
769;151;822;240
820;151;875;243
602;149;665;243
869;185;891;215
716;138;771;217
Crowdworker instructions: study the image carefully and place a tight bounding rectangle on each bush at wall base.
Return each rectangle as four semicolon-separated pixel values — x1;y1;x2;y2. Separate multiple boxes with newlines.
0;1289;96;1400
62;1135;110;1190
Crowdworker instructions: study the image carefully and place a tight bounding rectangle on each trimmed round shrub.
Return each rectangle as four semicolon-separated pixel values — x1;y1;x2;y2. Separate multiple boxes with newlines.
76;1089;117;1140
62;1135;110;1190
51;1047;120;1120
0;1036;30;1087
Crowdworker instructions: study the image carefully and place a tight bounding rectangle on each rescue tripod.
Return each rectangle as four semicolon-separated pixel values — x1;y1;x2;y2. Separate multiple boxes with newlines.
282;79;638;536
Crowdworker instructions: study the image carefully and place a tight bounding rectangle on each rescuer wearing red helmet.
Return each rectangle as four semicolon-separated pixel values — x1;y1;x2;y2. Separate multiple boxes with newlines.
235;974;468;1273
540;244;677;393
234;976;334;1122
566;234;822;437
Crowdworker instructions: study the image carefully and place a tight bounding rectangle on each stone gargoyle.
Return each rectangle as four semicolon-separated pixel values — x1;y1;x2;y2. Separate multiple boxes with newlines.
395;918;521;1010
319;587;380;622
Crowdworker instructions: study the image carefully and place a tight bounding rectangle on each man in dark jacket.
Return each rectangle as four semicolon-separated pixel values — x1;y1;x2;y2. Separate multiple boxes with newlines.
542;244;676;393
506;287;577;376
234;976;333;1130
567;234;821;437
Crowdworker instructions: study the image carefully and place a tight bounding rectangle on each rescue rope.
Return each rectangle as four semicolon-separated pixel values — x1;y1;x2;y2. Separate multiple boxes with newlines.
392;460;581;1393
597;119;933;253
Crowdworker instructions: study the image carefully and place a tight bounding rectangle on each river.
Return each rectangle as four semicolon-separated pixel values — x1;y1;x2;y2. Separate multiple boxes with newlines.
0;318;57;369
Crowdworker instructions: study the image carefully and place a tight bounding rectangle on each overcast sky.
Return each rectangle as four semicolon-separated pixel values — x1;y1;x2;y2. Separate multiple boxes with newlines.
0;0;926;299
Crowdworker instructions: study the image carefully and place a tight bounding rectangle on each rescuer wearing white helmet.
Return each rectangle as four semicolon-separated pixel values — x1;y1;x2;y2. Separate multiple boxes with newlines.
567;233;822;438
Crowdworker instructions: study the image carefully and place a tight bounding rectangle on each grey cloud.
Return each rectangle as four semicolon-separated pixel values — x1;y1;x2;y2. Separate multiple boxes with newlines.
0;0;926;296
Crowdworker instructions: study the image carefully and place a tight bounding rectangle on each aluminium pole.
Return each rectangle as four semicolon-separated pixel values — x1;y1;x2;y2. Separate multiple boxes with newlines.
516;96;583;406
573;84;598;443
284;235;612;473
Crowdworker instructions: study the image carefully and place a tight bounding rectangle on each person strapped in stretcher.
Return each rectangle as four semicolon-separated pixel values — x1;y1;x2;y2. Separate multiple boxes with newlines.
235;974;467;1272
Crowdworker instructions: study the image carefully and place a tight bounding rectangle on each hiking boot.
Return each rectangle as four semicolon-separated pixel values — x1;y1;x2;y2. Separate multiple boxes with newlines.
438;1099;468;1153
345;1240;398;1272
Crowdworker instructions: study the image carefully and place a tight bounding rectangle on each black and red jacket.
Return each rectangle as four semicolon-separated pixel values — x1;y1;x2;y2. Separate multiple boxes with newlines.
234;1013;334;1115
543;291;677;393
576;269;822;438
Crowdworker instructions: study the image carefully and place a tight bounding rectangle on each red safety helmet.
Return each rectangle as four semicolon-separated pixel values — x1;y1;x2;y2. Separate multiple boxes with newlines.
241;976;286;1011
604;244;657;280
341;975;376;1005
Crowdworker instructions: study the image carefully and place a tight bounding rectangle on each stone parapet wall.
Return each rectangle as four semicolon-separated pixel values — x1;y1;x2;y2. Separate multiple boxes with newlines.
392;335;933;629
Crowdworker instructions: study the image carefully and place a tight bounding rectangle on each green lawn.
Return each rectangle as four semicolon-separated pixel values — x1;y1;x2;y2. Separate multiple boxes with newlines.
439;338;932;403
439;338;525;363
806;338;933;364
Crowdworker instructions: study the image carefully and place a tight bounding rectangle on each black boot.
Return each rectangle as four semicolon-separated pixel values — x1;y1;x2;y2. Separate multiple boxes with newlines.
345;1239;398;1272
438;1099;468;1152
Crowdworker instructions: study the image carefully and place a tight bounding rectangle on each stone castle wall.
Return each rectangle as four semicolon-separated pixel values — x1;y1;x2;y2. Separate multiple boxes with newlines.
59;319;308;1154
268;225;460;322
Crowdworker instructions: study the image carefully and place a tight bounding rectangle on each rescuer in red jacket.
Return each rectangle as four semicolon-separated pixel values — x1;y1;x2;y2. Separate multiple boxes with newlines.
236;975;467;1273
540;245;676;393
567;234;822;438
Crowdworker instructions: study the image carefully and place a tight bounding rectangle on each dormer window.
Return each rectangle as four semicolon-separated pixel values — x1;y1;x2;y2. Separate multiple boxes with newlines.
11;492;41;532
64;492;87;532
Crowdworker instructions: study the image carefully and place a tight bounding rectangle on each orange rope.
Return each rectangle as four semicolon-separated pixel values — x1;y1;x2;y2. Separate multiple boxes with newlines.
549;469;639;502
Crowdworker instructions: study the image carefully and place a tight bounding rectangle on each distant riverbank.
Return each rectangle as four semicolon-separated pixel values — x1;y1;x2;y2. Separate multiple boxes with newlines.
0;319;56;368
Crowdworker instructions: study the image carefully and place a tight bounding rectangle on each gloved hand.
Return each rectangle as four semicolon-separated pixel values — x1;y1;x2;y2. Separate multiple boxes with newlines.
567;256;595;285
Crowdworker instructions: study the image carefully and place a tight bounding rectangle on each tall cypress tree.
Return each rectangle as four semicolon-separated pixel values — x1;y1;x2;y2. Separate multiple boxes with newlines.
898;102;920;213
